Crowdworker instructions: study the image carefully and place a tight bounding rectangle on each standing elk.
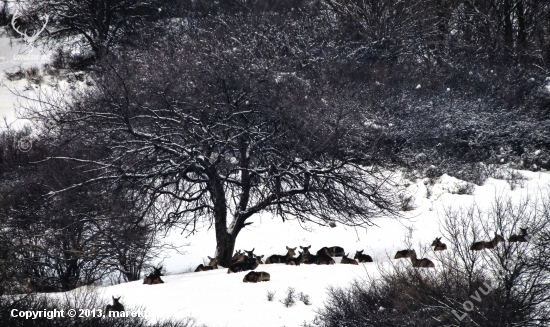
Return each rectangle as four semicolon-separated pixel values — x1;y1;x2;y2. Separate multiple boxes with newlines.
340;253;359;265
105;296;125;315
242;271;270;283
143;266;164;284
228;255;263;273
508;228;529;242
195;256;218;272
470;232;505;251
409;250;435;268
265;246;296;264
431;237;447;251
394;249;413;259
354;250;373;263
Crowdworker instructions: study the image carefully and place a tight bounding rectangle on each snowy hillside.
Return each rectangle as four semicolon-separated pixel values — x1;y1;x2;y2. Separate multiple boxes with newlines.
49;168;550;327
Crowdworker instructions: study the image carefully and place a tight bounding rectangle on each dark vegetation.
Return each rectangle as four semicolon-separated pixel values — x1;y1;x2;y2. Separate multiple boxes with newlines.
316;196;550;326
0;1;549;325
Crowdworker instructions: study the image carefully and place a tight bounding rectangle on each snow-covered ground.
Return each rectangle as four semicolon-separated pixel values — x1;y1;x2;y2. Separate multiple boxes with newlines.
2;29;549;327
0;33;52;127
46;168;550;327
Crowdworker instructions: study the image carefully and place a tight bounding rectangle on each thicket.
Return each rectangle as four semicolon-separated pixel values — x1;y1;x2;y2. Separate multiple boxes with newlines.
316;195;550;326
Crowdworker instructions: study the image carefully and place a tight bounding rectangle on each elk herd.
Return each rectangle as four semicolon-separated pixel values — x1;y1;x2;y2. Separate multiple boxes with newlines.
99;227;528;313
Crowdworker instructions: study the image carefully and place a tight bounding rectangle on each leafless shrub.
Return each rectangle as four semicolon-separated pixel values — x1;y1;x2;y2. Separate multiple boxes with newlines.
398;193;416;211
298;292;311;305
453;182;475;195
505;170;527;190
281;287;296;308
316;194;550;327
267;290;276;301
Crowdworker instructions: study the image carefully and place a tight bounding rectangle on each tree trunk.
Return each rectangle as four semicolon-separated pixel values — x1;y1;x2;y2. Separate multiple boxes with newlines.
503;0;514;49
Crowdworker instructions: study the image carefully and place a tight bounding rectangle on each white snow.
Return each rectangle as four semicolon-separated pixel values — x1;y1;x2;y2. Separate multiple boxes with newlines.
44;168;550;327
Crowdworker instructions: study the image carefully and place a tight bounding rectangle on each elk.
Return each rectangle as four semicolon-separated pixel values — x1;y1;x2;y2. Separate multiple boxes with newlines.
231;250;246;264
105;296;125;315
304;252;335;265
509;228;529;242
354;250;373;263
254;254;265;264
287;251;310;266
470;232;505;251
228;255;263;273
242;271;270;283
317;246;345;257
431;237;447;251
265;246;296;264
409;250;435;268
243;248;255;258
394;249;413;259
195;256;218;272
340;253;359;265
300;245;311;255
143;266;164;284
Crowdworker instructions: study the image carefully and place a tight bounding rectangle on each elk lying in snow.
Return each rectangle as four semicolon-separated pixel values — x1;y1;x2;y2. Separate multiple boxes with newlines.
509;228;529;242
22;278;57;293
242;271;270;283
340;253;358;265
300;245;311;255
431;237;447;251
143;267;164;284
265;246;296;264
354;250;373;263
195;256;218;272
228;255;263;273
304;252;335;265
470;232;505;251
105;296;125;314
287;251;310;266
231;250;246;264
317;246;345;257
409;250;435;268
394;249;413;259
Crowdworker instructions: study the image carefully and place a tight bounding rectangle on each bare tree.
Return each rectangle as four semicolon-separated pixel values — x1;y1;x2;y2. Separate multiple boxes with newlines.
24;15;398;267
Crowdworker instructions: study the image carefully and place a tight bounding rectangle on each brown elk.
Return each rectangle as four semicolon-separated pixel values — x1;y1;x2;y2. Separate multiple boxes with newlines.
431;237;447;251
242;271;270;283
470;232;505;251
231;250;246;264
228;255;263;273
243;248;255;258
265;246;296;264
22;278;57;293
300;245;311;255
354;250;373;263
287;251;310;266
195;256;218;272
317;246;345;257
143;266;164;284
409;250;435;268
305;252;335;265
340;253;359;265
394;249;413;259
508;228;529;242
105;296;125;315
